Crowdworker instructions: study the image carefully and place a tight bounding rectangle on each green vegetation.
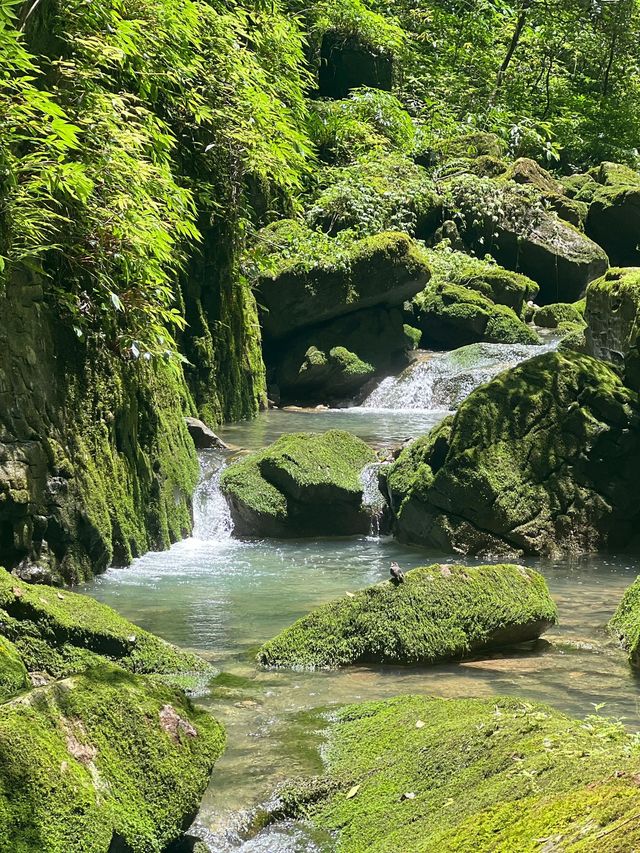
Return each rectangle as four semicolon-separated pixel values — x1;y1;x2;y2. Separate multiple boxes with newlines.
279;695;640;852
609;576;640;668
384;350;640;556
259;563;557;669
0;665;224;853
220;430;376;537
585;267;640;367
0;568;213;684
0;636;29;701
534;302;586;329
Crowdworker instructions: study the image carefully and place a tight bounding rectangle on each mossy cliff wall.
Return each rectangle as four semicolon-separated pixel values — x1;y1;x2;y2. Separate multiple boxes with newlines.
0;271;199;585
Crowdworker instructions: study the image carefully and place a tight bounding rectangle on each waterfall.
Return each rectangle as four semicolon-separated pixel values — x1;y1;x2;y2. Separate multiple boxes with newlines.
192;450;233;541
360;462;388;537
361;341;556;411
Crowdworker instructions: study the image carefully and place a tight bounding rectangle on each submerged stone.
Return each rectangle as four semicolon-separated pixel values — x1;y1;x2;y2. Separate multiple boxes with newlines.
220;430;377;538
277;695;640;852
384;350;640;556
258;563;556;669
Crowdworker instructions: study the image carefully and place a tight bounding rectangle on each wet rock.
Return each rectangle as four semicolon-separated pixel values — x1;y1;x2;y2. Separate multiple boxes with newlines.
258;563;556;668
220;430;376;538
533;301;585;329
585;267;640;369
185;417;228;450
609;575;640;668
383;350;640;556
447;175;608;303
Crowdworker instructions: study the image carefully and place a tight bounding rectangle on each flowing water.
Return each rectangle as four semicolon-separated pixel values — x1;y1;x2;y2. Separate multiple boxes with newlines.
81;341;640;852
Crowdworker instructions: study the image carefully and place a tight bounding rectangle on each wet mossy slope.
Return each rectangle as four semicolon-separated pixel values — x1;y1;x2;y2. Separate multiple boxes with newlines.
280;695;640;852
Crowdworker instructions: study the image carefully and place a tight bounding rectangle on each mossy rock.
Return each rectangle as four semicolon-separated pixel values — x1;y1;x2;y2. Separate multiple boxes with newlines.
275;345;375;402
248;221;430;340
413;282;540;348
608;575;640;668
586;185;640;266
534;302;585;329
585;267;640;368
0;665;224;853
0;567;213;684
434;131;507;161
384;350;640;556
220;430;377;538
0;635;29;701
560;171;598;200
446;175;608;303
258;563;556;669
278;694;640;852
420;246;539;314
307;152;441;239
589;161;640;188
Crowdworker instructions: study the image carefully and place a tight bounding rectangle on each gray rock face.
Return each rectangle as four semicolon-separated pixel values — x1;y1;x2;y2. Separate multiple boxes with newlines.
447;175;608;303
585;268;640;365
586;186;640;266
185;417;228;450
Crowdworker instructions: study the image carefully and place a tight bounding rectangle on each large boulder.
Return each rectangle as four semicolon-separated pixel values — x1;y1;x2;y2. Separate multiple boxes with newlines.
413;282;540;348
249;221;430;340
609;575;640;668
584;267;640;366
0;666;224;853
585;162;640;265
383;350;640;556
533;301;585;329
419;245;538;314
505;157;588;228
277;695;640;852
220;430;377;538
258;563;556;668
446;175;608;303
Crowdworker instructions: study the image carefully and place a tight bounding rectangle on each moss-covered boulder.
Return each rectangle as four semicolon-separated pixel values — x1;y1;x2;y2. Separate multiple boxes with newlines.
278;695;640;852
307;153;441;238
0;635;29;701
609;576;640;668
259;563;556;669
0;567;212;683
249;221;430;340
585;267;640;369
0;665;224;853
275;346;376;402
220;430;377;538
421;246;539;314
413;282;540;348
447;175;608;303
533;301;585;329
383;350;640;556
584;162;640;265
504;158;587;228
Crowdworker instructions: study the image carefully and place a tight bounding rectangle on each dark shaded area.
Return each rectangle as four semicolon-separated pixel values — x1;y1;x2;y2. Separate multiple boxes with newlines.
318;32;393;99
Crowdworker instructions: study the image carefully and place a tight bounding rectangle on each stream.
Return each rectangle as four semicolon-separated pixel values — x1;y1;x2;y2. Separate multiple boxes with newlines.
82;341;640;852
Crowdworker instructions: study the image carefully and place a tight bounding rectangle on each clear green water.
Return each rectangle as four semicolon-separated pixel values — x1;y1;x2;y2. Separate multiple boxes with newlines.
81;348;640;851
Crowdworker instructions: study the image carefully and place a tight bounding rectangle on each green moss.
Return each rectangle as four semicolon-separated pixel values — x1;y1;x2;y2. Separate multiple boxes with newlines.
590;161;640;187
307;152;440;237
220;430;376;537
0;636;29;701
0;665;224;853
259;563;556;669
386;350;640;555
280;695;640;852
608;575;640;667
584;267;640;367
0;568;212;684
534;302;586;329
414;281;540;348
419;246;539;313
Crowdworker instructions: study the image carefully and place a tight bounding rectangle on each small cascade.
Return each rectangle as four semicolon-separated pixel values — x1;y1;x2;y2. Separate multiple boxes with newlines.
361;340;557;411
360;462;387;537
192;450;233;541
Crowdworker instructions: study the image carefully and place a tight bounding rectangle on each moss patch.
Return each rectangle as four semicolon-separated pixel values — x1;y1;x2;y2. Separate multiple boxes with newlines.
608;575;640;668
220;430;376;538
534;302;586;329
0;568;212;684
279;695;640;852
0;665;224;853
259;563;557;669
